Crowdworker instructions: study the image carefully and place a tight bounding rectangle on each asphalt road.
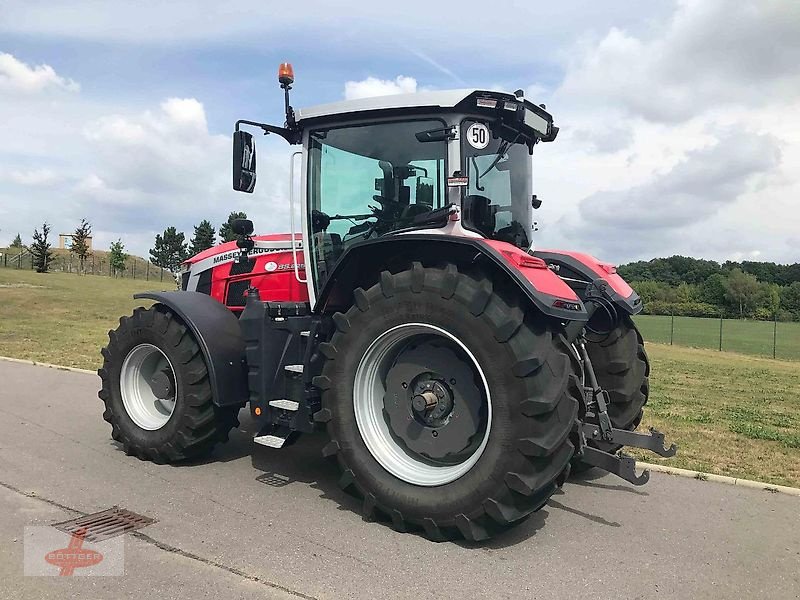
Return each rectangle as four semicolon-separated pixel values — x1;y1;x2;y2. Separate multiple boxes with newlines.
1;360;798;600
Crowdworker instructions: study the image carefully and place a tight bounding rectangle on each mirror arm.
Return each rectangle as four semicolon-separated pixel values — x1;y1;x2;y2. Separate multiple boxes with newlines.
235;119;301;144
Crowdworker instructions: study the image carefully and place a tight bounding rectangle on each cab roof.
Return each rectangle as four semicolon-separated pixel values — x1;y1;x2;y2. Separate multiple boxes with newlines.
296;89;533;123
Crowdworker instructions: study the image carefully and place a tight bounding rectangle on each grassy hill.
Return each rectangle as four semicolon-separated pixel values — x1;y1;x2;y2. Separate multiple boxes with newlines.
0;266;798;487
1;246;171;281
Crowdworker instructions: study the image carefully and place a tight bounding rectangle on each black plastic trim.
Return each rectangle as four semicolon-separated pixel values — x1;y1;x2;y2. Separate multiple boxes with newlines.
134;291;248;407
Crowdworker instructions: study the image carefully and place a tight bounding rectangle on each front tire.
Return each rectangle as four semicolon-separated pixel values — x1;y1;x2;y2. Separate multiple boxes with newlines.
314;264;581;541
98;306;239;463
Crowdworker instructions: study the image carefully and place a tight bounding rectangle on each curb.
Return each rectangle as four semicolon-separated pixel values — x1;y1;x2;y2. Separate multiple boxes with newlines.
638;462;800;497
0;355;96;375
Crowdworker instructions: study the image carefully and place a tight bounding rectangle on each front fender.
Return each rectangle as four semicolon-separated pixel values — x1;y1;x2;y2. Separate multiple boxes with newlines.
134;291;247;407
533;249;643;315
316;236;589;323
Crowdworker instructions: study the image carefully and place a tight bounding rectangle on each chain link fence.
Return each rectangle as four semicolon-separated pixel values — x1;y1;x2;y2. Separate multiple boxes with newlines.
1;249;174;283
635;314;800;361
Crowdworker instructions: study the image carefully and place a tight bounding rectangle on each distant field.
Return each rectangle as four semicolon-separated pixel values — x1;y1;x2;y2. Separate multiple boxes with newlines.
1;267;798;486
0;267;161;368
635;314;800;361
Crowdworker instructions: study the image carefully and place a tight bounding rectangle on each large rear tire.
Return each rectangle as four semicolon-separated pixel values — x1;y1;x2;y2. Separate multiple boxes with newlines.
314;263;581;541
98;306;239;463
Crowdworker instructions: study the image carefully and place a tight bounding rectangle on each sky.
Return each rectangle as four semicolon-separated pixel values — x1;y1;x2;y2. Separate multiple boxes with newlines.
1;0;798;265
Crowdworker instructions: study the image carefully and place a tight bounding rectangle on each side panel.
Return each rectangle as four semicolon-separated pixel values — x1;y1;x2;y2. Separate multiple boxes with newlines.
315;236;589;322
134;291;248;407
533;249;642;314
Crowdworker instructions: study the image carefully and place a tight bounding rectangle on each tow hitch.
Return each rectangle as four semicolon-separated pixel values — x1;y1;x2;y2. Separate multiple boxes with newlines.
573;335;677;486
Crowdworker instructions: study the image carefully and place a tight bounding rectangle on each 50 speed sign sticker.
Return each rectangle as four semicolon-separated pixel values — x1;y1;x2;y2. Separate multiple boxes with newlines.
466;123;490;149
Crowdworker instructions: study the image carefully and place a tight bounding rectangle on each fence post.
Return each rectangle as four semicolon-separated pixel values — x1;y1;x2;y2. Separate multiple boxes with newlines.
670;311;674;345
92;255;95;275
146;262;150;281
719;311;723;352
773;313;777;360
132;260;136;280
160;267;163;282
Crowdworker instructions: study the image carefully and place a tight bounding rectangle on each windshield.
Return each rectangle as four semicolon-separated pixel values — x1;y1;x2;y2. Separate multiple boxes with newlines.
307;119;447;290
462;119;534;250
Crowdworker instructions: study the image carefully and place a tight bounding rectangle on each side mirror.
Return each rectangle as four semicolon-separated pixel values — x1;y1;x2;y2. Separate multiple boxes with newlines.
233;130;256;193
232;218;254;236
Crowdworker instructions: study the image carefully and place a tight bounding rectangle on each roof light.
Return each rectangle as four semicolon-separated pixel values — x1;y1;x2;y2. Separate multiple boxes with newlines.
476;97;498;108
503;101;518;112
278;62;294;86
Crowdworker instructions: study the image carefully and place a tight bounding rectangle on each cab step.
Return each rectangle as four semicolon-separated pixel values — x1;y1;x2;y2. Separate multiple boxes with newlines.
269;399;300;411
253;434;287;449
284;364;303;374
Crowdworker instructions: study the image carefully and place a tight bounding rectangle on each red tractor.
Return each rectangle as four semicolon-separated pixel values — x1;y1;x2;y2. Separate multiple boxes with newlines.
99;64;675;541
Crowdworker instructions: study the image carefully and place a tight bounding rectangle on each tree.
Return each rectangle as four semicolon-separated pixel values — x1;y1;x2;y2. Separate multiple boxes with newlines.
149;227;189;272
30;222;54;273
781;282;800;319
109;239;128;277
190;219;216;255
724;268;761;318
10;233;23;248
219;211;248;242
699;273;727;306
69;218;92;274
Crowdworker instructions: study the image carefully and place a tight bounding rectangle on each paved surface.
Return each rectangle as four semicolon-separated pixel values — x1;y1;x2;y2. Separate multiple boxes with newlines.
0;360;798;600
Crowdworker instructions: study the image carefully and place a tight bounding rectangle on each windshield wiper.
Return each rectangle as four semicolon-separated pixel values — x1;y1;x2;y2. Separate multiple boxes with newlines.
479;139;512;179
470;156;485;192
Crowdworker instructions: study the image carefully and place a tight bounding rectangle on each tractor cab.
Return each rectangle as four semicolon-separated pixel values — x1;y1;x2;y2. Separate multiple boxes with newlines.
233;64;558;305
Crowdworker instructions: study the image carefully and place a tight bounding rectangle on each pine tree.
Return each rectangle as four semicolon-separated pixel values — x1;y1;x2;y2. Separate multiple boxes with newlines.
149;227;189;272
219;211;248;242
10;233;23;248
190;219;216;255
109;239;128;277
69;218;92;274
30;222;54;273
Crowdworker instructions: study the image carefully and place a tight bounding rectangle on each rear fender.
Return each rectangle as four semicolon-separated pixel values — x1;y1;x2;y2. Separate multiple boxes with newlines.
533;250;642;315
134;291;248;407
316;236;589;323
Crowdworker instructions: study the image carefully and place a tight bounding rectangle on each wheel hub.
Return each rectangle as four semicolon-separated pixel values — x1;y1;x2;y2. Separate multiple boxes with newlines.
411;379;454;427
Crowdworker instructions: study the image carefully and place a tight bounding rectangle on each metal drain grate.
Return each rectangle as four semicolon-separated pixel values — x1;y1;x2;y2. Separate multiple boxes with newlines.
53;508;155;542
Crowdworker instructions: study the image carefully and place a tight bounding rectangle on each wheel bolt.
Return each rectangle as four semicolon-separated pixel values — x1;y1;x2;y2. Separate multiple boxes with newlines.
402;382;408;389
449;378;456;385
432;430;438;437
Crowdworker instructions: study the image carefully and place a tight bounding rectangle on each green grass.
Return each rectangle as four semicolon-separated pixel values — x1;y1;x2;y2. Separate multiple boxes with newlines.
0;267;162;369
630;343;800;487
1;266;799;486
635;314;800;360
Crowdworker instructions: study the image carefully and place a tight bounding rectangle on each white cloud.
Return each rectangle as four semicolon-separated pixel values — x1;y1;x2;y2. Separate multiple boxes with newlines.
1;168;59;186
344;76;418;100
557;1;800;123
0;52;79;93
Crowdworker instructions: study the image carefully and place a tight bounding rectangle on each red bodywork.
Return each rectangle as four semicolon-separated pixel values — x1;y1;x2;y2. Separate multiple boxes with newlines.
182;234;308;311
536;248;634;298
186;234;631;315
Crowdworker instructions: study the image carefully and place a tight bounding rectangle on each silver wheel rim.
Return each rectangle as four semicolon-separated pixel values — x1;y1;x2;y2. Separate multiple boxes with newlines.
120;343;177;431
353;323;492;486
